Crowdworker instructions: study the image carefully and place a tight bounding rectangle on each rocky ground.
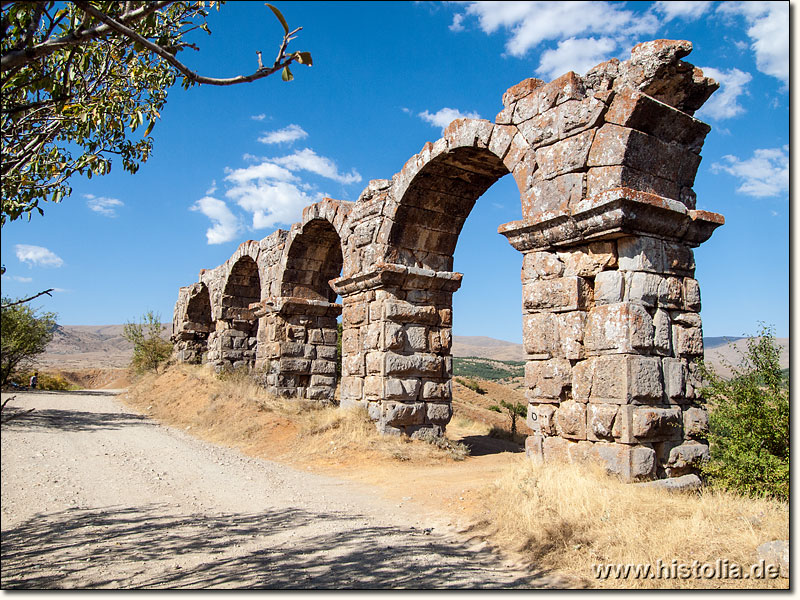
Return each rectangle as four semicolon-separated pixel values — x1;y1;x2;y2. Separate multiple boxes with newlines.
0;390;566;589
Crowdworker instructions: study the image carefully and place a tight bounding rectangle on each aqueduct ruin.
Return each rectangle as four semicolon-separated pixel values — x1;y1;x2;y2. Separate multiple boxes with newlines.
172;40;724;481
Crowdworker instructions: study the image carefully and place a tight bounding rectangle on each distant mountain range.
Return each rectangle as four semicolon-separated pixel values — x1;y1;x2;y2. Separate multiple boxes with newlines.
40;325;788;376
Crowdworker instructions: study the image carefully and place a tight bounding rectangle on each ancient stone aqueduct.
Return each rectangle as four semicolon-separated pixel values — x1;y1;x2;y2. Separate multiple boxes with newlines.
172;40;724;482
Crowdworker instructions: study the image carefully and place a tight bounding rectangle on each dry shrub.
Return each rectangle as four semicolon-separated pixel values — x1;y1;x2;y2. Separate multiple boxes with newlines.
121;364;469;467
473;458;789;589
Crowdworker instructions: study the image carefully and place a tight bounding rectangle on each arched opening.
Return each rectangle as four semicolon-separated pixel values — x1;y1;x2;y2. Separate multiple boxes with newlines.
221;255;261;370
360;144;527;439
282;219;344;302
183;284;213;364
272;219;344;402
388;146;512;271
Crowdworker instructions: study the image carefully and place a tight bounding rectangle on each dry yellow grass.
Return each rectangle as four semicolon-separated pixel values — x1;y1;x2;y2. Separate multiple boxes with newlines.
469;458;789;589
121;364;789;589
121;364;469;467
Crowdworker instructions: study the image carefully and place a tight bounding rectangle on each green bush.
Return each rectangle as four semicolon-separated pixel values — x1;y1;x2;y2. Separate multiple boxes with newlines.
1;297;56;386
124;311;172;373
699;326;789;501
455;377;487;395
9;371;73;391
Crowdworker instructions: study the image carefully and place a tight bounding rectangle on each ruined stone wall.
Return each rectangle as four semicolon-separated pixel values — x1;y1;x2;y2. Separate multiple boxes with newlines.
172;39;724;480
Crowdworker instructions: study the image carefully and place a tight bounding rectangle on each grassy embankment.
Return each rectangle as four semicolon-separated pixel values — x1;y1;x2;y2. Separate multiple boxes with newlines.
120;364;788;589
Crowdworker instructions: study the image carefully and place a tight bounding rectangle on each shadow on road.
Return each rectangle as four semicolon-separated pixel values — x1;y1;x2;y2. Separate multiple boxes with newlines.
0;504;556;589
458;435;524;457
1;408;151;433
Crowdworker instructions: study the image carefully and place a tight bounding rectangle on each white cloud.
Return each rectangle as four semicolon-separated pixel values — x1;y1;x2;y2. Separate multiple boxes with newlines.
457;1;658;58
418;107;482;133
696;66;752;120
12;276;33;283
225;162;296;186
190;197;242;244
205;180;217;195
258;124;309;145
718;1;788;84
251;113;267;121
536;36;618;80
712;146;789;198
227;180;320;230
85;194;124;217
654;1;712;21
15;244;64;268
272;148;362;184
449;13;466;32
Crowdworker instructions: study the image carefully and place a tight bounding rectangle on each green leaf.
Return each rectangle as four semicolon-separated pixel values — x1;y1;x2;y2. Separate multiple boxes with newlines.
265;3;289;34
281;66;293;82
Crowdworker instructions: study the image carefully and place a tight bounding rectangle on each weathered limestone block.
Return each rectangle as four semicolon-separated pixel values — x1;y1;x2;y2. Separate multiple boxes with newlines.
527;403;557;436
523;276;593;312
557;311;587;360
384;300;439;324
618;405;683;442
382;401;426;427
384;377;422;401
586;165;680;204
522;251;565;282
556;241;617;277
603;88;711;152
671;311;704;357
422;381;450;400
662;357;687;400
502;77;546;108
555;401;587;439
657;276;684;309
683;277;701;311
653;308;673;355
522;173;584;217
666;441;709;476
591;442;657;481
683;406;709;438
526;358;572;399
343;354;365;376
576;354;663;403
594;270;625;305
626;272;662;307
587;404;618;441
617;236;695;275
584;302;654;354
384;352;443;377
535;129;595;180
403;325;429;352
279;357;311;373
426;402;453;425
522;312;559;357
588;123;700;186
517;109;559;148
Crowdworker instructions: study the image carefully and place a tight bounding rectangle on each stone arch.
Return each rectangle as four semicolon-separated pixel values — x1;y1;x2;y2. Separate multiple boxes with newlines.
385;120;516;271
281;218;344;302
217;255;262;370
171;282;214;364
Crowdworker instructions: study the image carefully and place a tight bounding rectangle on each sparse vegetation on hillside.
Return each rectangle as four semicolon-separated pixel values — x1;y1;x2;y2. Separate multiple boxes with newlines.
453;357;524;380
699;326;789;501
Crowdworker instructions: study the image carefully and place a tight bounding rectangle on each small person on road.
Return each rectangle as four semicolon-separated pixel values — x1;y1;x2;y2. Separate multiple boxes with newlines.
30;372;38;390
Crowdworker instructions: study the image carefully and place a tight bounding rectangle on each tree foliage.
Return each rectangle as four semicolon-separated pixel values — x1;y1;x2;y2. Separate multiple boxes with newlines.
1;1;311;225
124;310;172;373
489;399;527;437
699;326;789;501
0;297;57;386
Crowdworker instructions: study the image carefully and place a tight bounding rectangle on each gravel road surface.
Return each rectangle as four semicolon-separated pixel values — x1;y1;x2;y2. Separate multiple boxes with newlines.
1;390;556;589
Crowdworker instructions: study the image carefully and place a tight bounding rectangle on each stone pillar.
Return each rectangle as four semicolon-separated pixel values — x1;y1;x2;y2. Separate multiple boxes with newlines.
501;192;723;481
332;264;460;436
254;297;341;402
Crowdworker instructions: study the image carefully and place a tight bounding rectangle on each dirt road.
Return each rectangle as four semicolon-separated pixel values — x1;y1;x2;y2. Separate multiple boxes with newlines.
1;390;557;589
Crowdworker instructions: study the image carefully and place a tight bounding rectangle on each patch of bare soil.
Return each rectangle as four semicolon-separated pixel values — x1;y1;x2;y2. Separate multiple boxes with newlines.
54;368;134;390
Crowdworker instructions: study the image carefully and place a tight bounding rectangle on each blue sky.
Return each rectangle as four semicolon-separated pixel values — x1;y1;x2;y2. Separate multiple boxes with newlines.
0;1;790;342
